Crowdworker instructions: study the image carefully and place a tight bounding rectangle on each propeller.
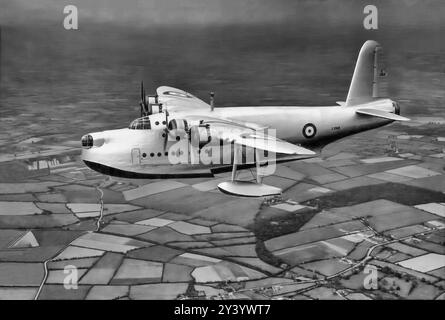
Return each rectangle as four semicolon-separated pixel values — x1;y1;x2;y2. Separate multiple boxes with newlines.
163;129;169;151
162;111;170;151
139;81;148;117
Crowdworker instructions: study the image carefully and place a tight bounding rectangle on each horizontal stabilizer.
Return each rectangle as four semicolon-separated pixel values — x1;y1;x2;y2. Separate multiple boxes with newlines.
356;108;410;121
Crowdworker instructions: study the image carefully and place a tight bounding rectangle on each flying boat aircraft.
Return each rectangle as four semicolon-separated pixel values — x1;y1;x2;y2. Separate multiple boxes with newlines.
81;40;409;197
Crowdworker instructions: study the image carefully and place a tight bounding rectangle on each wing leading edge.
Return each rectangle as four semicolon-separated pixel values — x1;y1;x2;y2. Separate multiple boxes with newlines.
157;86;210;112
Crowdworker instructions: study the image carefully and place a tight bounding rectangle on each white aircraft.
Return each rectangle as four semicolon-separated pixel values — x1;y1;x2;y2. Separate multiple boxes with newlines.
81;40;409;197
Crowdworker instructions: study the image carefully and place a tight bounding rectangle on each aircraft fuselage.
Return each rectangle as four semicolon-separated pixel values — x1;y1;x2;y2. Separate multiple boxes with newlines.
81;99;396;178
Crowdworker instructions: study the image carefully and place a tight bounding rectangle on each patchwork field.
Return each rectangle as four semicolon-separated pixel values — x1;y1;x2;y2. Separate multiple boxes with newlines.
0;115;444;300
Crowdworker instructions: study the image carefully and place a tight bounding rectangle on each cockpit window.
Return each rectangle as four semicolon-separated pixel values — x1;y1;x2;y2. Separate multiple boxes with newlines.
129;116;151;130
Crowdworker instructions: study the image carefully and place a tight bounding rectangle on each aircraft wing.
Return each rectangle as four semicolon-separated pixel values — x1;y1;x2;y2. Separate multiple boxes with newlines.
197;120;317;156
235;131;316;155
157;86;210;112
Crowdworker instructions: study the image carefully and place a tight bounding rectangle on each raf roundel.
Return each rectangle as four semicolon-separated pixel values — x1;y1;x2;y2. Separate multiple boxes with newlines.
302;123;317;139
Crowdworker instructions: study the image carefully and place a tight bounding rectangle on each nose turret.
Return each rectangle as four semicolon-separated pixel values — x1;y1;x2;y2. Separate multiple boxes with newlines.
81;134;93;149
81;133;105;149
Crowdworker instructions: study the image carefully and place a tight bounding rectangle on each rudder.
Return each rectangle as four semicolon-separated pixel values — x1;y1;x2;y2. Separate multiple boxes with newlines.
346;40;383;106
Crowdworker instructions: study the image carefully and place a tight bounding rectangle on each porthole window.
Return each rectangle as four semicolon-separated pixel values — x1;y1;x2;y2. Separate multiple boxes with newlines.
157;152;162;157
165;152;168;156
162;121;166;125
150;153;155;157
176;136;180;141
155;121;160;125
142;153;147;158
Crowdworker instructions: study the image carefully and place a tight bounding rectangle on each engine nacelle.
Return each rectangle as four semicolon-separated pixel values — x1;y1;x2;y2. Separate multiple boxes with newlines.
141;95;162;116
168;119;189;132
190;125;212;149
147;95;158;104
167;120;222;147
147;103;163;115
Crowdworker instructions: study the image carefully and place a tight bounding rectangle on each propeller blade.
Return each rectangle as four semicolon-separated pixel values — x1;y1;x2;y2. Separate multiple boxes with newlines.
143;87;147;106
163;129;169;151
140;81;144;102
163;112;170;151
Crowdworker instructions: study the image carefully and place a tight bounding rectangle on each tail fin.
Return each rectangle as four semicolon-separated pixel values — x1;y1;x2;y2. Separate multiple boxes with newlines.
346;40;383;106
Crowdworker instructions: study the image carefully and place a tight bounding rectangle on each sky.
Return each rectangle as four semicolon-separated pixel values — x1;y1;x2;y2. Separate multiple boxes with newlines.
0;0;444;28
0;0;443;122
